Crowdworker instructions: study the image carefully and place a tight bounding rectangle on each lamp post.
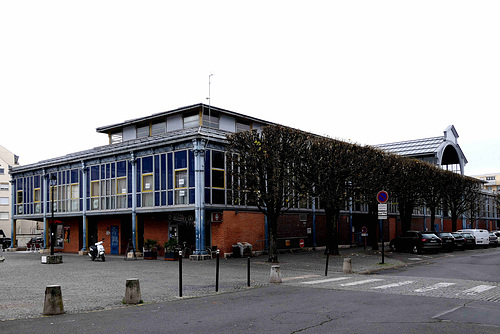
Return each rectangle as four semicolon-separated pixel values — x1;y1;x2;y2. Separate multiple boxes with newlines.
49;174;57;256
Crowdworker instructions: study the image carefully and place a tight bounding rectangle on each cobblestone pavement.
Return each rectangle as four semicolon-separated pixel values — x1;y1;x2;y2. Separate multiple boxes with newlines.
0;247;404;321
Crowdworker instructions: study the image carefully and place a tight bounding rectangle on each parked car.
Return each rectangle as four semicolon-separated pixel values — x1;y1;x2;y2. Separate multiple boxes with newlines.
489;232;499;247
0;237;11;249
389;231;442;254
451;232;466;250
26;237;44;249
457;229;490;248
435;232;455;252
458;232;476;249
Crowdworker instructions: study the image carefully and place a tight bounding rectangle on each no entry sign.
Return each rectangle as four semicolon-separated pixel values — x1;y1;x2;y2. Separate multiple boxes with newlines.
299;239;305;248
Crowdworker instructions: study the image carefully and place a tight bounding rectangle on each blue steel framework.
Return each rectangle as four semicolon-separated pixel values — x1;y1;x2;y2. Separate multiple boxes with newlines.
9;104;289;254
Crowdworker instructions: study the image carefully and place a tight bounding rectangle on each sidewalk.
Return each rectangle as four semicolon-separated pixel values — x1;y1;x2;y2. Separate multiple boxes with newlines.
0;246;405;321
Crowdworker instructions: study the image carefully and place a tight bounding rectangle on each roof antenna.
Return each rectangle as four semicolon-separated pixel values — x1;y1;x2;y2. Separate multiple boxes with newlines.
206;73;214;127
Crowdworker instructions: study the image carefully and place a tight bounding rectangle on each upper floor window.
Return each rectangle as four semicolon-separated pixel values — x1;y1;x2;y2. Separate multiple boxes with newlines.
236;121;251;132
151;121;166;136
137;124;150;138
110;131;123;144
0;183;8;191
203;111;219;129
183;113;200;128
0;168;4;174
486;176;496;181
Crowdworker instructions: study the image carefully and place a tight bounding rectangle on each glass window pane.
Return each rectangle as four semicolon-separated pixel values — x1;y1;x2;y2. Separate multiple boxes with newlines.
175;170;187;189
212;151;224;169
212;170;225;188
142;174;153;192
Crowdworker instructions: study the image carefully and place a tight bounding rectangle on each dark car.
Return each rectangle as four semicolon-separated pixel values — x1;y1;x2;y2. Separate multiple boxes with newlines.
389;231;442;254
26;237;44;250
0;237;11;249
435;232;455;252
459;232;476;249
451;232;466;250
489;232;499;247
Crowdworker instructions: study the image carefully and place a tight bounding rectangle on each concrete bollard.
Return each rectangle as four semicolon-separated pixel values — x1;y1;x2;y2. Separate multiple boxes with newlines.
43;285;64;316
343;257;353;274
269;265;282;283
124;278;142;304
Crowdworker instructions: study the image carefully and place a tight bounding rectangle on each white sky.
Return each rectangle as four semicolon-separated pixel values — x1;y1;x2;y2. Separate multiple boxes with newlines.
1;1;499;176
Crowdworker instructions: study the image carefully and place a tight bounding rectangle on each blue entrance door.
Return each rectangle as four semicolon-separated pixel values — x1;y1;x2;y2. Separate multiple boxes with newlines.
110;226;119;255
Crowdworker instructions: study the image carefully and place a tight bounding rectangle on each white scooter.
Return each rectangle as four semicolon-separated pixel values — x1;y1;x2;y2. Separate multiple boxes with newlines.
88;238;106;262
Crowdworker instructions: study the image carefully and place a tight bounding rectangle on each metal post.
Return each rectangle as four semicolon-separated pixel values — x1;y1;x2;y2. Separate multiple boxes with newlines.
50;175;56;256
179;251;183;297
247;256;251;287
325;250;329;276
380;219;384;264
215;249;220;292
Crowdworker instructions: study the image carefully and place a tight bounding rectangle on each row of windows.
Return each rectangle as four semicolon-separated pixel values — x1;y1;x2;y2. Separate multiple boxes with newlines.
110;111;253;144
13;149;228;214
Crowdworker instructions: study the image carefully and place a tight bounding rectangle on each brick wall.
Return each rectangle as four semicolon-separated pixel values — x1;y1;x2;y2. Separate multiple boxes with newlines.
61;218;81;253
143;217;170;250
211;211;265;254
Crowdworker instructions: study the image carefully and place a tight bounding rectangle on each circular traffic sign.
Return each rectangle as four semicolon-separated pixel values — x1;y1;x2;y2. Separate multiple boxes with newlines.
299;239;305;248
377;190;389;204
361;226;368;234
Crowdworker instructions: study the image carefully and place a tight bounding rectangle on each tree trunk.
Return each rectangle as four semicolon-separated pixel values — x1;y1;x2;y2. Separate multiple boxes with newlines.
367;204;379;250
399;202;414;232
324;206;340;255
429;206;436;232
267;214;279;263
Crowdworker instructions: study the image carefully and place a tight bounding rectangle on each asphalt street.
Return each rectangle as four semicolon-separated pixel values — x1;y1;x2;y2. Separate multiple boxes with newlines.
2;246;500;333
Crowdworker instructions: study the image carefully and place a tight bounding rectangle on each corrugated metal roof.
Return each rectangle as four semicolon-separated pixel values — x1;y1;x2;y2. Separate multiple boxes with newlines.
11;126;229;173
375;136;445;157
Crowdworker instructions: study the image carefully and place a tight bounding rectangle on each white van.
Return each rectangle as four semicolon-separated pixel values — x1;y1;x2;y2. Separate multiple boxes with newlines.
457;229;490;248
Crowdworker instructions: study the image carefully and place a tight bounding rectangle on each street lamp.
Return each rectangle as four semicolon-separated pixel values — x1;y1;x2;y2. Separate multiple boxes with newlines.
49;174;57;256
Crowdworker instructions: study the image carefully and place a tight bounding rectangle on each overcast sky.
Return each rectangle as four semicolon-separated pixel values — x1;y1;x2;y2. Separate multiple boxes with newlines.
1;1;499;176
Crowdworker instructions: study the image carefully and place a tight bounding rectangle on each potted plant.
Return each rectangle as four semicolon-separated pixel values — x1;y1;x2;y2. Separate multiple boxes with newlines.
164;238;179;261
143;239;158;260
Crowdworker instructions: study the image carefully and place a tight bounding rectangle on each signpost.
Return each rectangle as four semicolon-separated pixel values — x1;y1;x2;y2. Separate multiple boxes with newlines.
377;191;389;264
361;226;368;250
299;239;305;248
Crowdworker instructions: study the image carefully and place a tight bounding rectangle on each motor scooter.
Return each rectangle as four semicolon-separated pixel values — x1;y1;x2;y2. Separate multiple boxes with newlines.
88;238;106;262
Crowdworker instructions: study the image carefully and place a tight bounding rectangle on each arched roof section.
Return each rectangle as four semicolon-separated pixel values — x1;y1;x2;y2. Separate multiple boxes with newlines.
375;125;467;175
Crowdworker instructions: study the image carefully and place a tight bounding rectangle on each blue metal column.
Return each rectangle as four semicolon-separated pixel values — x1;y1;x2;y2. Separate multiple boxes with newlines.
193;138;207;255
10;178;16;248
131;153;138;251
81;161;88;251
42;173;48;249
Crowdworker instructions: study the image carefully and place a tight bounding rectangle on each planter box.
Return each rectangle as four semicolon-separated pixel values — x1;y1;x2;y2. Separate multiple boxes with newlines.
164;251;179;261
143;251;157;260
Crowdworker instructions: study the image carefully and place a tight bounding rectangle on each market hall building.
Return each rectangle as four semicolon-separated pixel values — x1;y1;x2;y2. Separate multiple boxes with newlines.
9;104;483;256
9;104;329;257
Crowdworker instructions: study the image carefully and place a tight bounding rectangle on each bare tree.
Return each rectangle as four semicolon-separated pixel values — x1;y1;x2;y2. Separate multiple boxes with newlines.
226;125;310;263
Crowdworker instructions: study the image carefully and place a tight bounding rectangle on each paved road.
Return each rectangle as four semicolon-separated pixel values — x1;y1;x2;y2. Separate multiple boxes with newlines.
2;284;500;333
3;246;500;332
0;247;403;321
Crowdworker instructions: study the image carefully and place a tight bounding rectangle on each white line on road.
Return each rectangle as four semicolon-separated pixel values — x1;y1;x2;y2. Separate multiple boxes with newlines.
414;282;455;293
340;279;384;287
371;281;415;290
456;285;496;296
301;277;350;285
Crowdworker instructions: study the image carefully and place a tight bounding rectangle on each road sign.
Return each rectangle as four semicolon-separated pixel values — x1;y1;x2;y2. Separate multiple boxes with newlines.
377;191;389;204
378;204;388;220
361;226;368;234
299;239;305;248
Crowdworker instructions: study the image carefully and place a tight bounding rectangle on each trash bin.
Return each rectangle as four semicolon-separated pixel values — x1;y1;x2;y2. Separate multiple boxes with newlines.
238;242;253;257
232;245;241;258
